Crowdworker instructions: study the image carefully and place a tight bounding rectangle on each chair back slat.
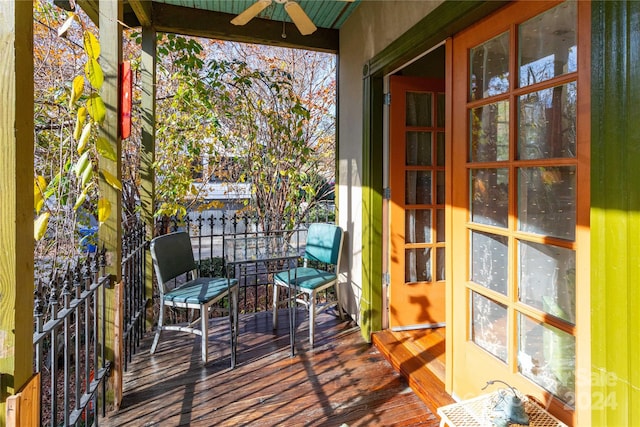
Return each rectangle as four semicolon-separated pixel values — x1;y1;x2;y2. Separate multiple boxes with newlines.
150;232;197;285
304;223;343;266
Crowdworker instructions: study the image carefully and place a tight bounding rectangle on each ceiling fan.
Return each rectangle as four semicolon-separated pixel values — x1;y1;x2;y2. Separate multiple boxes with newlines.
231;0;352;36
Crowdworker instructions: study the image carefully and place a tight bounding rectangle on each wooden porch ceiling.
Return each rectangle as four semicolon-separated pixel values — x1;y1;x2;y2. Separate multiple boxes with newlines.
77;0;362;52
104;309;441;426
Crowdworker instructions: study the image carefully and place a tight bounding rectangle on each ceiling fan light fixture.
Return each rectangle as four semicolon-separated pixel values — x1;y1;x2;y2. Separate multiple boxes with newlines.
284;1;317;35
231;0;272;26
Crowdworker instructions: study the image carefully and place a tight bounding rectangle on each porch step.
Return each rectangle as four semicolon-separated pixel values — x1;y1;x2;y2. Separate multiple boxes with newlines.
372;329;454;416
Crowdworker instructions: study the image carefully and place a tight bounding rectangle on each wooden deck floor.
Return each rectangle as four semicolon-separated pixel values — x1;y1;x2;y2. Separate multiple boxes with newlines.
104;309;441;426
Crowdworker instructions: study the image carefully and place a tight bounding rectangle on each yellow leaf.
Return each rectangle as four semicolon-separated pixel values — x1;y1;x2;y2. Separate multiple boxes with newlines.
34;212;50;241
77;122;92;154
86;93;106;124
73;183;93;211
83;31;100;59
81;162;93;187
101;169;122;191
69;75;85;109
57;13;76;37
98;198;111;224
34;176;47;213
96;136;116;161
74;151;91;177
73;107;87;140
84;58;104;90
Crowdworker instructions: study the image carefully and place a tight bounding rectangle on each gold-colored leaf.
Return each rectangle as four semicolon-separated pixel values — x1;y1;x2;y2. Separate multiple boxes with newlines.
84;58;104;90
74;151;91;177
81;161;93;187
101;169;123;191
83;31;100;59
73;191;87;211
34;212;50;241
58;13;76;37
86;94;106;124
77;122;92;154
96;136;116;161
73;107;87;140
34;176;47;213
69;75;85;109
98;198;111;224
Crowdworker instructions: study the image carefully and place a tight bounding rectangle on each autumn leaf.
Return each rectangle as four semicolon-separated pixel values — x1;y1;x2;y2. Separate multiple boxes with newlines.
101;169;123;191
34;212;50;241
86;93;106;124
77;122;92;153
74;151;91;177
83;31;100;59
34;175;47;213
69;75;84;108
96;136;116;161
81;161;93;187
85;58;104;90
73;184;93;211
57;13;76;37
73;107;87;140
98;198;111;224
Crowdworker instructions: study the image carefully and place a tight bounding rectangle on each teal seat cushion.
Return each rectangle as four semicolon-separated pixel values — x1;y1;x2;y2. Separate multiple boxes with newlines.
165;277;237;304
275;267;337;290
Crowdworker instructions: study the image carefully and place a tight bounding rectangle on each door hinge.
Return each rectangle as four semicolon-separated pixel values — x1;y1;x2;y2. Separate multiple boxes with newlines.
383;92;391;105
383;187;391;199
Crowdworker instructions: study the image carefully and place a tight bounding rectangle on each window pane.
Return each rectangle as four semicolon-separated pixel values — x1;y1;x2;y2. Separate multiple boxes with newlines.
437;170;445;205
406;248;431;282
437;93;446;128
470;31;510;100
406;131;432;166
406;92;432;127
471;168;509;228
436;132;445;166
436;247;445;281
518;82;577;159
436;208;445;243
518;166;576;240
519;1;577;87
470;101;510;162
406;209;431;244
471;231;508;295
518;314;575;406
406;171;432;205
519;241;575;324
472;292;508;362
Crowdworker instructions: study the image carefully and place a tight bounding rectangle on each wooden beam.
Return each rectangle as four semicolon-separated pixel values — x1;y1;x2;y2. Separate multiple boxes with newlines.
153;2;338;53
76;0;99;26
140;25;156;328
98;0;123;405
0;2;34;423
129;0;152;27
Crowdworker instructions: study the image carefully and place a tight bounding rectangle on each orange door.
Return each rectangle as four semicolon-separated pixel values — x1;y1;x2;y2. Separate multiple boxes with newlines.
389;76;446;330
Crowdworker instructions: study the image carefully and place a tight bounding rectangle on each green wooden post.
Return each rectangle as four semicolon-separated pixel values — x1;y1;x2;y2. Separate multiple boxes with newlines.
0;2;34;422
591;2;640;424
360;68;384;342
98;0;123;405
140;25;157;328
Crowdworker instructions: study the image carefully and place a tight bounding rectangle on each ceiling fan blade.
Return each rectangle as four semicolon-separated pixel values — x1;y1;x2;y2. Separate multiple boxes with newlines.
231;0;272;26
284;1;317;35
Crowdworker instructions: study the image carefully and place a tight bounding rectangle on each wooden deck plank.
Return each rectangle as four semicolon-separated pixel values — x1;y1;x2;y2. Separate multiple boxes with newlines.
104;310;441;426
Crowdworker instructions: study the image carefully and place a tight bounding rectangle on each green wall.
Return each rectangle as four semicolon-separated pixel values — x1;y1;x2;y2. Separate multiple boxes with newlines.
591;1;640;425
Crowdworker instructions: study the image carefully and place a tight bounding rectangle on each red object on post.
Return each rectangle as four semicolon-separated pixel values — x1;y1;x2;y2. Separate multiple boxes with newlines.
120;61;132;139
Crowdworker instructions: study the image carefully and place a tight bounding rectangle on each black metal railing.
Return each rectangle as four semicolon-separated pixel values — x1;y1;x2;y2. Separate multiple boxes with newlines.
121;218;148;371
155;202;336;313
33;249;111;426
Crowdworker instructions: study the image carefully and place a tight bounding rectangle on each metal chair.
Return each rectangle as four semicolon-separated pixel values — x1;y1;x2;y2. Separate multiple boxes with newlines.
150;231;239;366
272;223;345;347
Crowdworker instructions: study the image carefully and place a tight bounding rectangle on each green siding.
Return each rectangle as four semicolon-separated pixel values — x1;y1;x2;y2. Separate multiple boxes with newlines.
591;1;640;425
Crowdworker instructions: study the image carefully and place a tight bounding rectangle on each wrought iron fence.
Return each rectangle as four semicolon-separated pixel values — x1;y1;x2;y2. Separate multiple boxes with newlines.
33;249;111;426
155;201;336;313
121;218;149;371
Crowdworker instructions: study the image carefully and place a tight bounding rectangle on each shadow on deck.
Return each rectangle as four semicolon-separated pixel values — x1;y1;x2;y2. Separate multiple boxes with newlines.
105;309;441;426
